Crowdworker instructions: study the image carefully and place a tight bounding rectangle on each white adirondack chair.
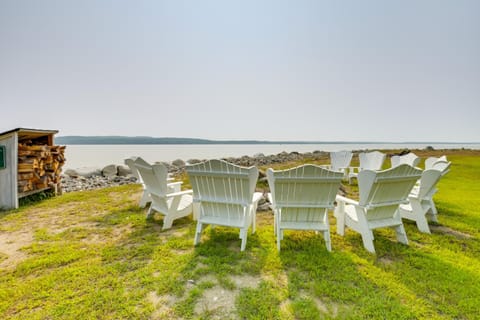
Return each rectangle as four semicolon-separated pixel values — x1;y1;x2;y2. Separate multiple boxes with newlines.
134;161;193;229
186;159;263;251
399;168;444;233
125;157;180;208
335;164;422;253
391;152;420;168
267;165;343;251
348;151;386;184
326;151;353;178
125;157;151;208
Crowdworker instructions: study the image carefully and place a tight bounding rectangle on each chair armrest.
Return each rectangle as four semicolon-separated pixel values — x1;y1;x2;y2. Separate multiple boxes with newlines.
335;195;359;206
167;181;182;192
252;192;263;204
166;189;193;198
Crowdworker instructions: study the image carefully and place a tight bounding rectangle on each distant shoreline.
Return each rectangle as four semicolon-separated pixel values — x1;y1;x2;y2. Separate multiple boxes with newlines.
54;136;478;145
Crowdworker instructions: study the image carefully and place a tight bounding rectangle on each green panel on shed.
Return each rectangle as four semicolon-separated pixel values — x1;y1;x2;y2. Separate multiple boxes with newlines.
0;145;5;169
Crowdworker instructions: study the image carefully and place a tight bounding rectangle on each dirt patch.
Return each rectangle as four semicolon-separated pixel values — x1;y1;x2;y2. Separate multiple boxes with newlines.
378;256;395;265
280;294;344;318
194;285;236;319
0;230;34;270
160;228;189;238
0;204;135;270
181;274;261;318
230;274;261;289
148;291;177;319
430;225;472;239
298;290;341;317
50;221;98;235
263;271;288;289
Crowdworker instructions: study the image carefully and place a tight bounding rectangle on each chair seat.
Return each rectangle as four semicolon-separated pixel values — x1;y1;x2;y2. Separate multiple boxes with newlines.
344;204;359;222
168;194;193;211
279;221;329;231
200;216;247;228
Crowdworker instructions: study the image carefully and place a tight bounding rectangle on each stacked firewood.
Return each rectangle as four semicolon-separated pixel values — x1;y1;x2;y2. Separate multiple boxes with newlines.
17;143;66;194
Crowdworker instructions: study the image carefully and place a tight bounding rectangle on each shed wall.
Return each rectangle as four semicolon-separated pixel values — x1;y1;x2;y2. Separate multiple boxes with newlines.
0;133;19;209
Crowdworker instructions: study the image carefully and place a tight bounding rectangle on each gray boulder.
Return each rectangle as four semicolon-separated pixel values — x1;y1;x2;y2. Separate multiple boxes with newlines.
117;165;132;177
172;159;186;168
102;164;118;177
64;167;102;178
186;159;202;165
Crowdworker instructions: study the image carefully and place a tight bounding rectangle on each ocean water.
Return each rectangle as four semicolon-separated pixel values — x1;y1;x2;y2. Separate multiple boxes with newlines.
62;143;479;170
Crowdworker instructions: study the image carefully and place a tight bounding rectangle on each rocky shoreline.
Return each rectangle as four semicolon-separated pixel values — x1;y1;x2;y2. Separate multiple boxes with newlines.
61;150;331;193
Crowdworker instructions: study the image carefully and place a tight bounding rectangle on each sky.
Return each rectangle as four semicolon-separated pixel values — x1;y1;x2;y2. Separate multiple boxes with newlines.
1;0;479;142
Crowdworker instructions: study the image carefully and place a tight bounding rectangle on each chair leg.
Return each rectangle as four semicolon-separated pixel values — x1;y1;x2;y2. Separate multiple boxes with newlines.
415;216;431;234
430;199;438;215
324;230;332;252
273;211;277;236
427;212;439;223
251;211;256;234
162;215;174;230
146;205;154;219
361;230;376;253
240;228;248;251
394;224;409;245
335;207;346;236
139;191;150;208
194;222;204;245
277;228;282;251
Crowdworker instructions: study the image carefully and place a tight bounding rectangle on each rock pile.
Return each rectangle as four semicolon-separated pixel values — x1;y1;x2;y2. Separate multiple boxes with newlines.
61;165;137;193
60;150;330;194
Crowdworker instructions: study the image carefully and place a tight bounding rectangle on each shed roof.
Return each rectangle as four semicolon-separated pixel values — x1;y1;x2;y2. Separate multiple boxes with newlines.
0;128;59;140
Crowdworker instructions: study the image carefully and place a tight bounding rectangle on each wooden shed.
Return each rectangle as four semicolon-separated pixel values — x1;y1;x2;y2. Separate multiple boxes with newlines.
0;128;66;210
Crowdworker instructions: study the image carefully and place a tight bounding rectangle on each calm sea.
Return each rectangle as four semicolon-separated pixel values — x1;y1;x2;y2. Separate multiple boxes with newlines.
63;143;480;170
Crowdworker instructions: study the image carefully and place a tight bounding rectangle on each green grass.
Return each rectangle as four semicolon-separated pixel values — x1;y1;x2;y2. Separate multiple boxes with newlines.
0;150;479;319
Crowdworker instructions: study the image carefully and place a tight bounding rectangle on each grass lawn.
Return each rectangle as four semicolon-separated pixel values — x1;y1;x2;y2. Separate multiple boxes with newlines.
0;150;479;319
